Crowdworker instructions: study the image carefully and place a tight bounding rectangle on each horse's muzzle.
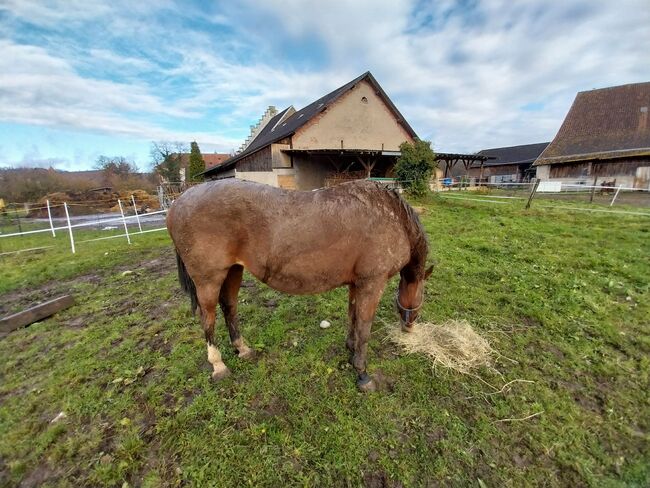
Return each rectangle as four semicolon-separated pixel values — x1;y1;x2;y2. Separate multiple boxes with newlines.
400;319;415;333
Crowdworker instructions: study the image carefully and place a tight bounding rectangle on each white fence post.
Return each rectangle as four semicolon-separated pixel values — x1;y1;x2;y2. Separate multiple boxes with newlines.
63;202;75;254
46;199;56;237
610;185;623;207
118;199;131;244
131;195;143;233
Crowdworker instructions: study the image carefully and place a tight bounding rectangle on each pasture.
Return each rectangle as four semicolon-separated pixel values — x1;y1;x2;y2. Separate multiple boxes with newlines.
0;196;648;487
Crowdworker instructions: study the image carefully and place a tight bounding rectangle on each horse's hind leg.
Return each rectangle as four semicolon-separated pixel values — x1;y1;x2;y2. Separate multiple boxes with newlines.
346;284;357;356
196;276;230;381
351;279;386;393
219;264;253;359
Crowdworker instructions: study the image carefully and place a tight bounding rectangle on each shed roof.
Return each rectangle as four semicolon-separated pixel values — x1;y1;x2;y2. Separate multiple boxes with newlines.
534;82;650;166
473;142;549;168
204;71;418;176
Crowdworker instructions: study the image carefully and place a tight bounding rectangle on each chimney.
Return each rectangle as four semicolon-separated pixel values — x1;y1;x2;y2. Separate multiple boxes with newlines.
640;106;648;131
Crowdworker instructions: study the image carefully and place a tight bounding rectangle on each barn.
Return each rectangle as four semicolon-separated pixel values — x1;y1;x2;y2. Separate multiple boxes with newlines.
534;82;650;188
465;142;549;183
202;71;418;190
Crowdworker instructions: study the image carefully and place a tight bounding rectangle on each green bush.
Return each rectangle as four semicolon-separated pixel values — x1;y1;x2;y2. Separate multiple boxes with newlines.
394;140;436;197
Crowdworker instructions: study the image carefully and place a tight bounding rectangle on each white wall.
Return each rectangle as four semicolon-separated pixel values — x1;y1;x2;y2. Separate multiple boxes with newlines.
235;168;296;187
292;80;413;151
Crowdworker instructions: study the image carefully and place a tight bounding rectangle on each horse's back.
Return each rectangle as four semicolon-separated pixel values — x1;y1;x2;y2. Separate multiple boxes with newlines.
167;179;412;292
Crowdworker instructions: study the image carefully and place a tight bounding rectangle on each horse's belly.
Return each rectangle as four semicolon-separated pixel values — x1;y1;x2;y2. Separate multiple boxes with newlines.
251;255;353;295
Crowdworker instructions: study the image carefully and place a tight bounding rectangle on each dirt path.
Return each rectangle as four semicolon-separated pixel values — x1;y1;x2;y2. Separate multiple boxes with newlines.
0;252;176;317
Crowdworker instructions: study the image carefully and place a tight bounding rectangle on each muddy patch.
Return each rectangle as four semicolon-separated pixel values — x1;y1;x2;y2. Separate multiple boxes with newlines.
362;469;403;488
250;394;289;419
0;273;101;316
17;463;62;488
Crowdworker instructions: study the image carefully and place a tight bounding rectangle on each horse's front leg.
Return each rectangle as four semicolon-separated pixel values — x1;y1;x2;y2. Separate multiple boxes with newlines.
351;278;386;393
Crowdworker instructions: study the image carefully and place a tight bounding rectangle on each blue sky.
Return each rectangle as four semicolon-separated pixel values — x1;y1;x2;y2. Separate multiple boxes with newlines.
0;0;649;171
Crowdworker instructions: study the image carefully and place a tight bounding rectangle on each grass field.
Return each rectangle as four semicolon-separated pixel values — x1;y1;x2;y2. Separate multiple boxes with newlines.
1;196;648;487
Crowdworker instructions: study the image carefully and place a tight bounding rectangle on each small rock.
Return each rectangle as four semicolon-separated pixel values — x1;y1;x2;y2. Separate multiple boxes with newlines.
319;320;331;329
50;411;67;423
100;454;113;465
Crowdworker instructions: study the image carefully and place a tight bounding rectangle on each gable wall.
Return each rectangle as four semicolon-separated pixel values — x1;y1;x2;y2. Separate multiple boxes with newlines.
292;80;414;151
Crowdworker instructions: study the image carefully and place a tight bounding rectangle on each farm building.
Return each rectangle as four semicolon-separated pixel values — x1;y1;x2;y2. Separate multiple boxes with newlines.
463;142;549;183
203;71;419;190
176;152;230;182
534;82;650;188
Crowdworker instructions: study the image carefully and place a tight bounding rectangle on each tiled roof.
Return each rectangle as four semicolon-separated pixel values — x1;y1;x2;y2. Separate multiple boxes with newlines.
534;82;650;166
474;142;549;167
204;71;417;175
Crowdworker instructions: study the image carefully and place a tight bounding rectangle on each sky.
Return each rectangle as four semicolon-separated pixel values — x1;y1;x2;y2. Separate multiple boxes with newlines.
0;0;649;171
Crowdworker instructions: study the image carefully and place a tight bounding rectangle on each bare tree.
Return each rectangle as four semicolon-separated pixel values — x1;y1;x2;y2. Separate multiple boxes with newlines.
95;156;138;179
150;141;187;183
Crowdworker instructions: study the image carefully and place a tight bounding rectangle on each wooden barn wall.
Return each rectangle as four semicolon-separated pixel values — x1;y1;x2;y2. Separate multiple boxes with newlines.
236;147;273;172
468;164;521;177
549;162;590;178
549;157;650;178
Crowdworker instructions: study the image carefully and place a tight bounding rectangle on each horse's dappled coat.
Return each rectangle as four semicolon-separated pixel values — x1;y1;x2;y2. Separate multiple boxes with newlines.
166;179;432;391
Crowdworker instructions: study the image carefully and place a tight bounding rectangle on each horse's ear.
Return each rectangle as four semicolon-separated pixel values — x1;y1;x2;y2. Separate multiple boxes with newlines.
424;265;434;280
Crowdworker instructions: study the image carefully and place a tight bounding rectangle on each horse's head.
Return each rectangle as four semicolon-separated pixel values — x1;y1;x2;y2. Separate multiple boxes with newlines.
396;263;434;332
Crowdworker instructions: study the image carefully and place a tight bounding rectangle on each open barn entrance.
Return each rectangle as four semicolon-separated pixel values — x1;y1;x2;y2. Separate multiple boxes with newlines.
283;149;401;187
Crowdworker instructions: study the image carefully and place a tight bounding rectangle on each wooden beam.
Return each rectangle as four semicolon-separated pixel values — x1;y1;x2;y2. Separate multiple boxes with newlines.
357;156;372;177
326;155;341;172
0;295;75;336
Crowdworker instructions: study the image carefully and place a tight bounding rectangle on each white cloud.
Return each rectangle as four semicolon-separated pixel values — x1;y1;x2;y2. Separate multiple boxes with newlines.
235;0;650;151
0;0;649;164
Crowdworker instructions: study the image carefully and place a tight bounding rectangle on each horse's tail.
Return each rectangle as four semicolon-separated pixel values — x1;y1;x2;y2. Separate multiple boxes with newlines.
175;250;199;315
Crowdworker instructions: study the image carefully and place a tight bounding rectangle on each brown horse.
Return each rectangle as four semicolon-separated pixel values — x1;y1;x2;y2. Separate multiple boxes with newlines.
166;179;432;392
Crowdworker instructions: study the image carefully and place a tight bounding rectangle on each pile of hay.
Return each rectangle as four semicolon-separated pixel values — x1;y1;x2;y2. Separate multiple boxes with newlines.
387;320;494;373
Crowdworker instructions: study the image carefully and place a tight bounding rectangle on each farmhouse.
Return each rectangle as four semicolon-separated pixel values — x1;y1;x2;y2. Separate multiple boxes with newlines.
176;152;230;182
466;142;549;183
203;71;418;190
534;82;650;188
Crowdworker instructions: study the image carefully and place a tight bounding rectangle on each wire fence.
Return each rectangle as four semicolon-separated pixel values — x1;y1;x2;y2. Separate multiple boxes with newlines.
0;197;168;257
3;177;649;257
433;179;650;214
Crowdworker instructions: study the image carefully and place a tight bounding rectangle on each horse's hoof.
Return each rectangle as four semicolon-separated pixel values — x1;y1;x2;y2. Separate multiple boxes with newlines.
211;366;231;382
238;347;256;360
357;374;377;393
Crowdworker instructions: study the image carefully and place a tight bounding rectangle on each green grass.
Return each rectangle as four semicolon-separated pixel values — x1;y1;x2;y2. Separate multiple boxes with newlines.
0;197;648;487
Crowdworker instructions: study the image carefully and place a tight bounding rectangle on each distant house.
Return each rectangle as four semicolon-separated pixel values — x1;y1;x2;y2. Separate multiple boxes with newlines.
202;71;418;190
177;152;230;182
202;154;231;170
465;142;549;183
534;82;650;188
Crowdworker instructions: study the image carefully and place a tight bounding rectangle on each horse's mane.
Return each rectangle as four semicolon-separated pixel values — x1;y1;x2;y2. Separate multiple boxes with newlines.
385;188;429;279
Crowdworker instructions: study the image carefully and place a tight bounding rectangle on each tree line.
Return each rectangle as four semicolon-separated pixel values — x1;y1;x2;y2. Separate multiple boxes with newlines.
0;140;208;203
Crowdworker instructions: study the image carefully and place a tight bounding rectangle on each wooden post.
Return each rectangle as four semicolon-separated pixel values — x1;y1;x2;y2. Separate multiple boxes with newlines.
0;295;75;336
63;202;75;254
525;180;541;209
131;195;143;233
610;185;623;207
589;174;598;203
15;205;22;235
46;199;56;237
118;199;131;244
